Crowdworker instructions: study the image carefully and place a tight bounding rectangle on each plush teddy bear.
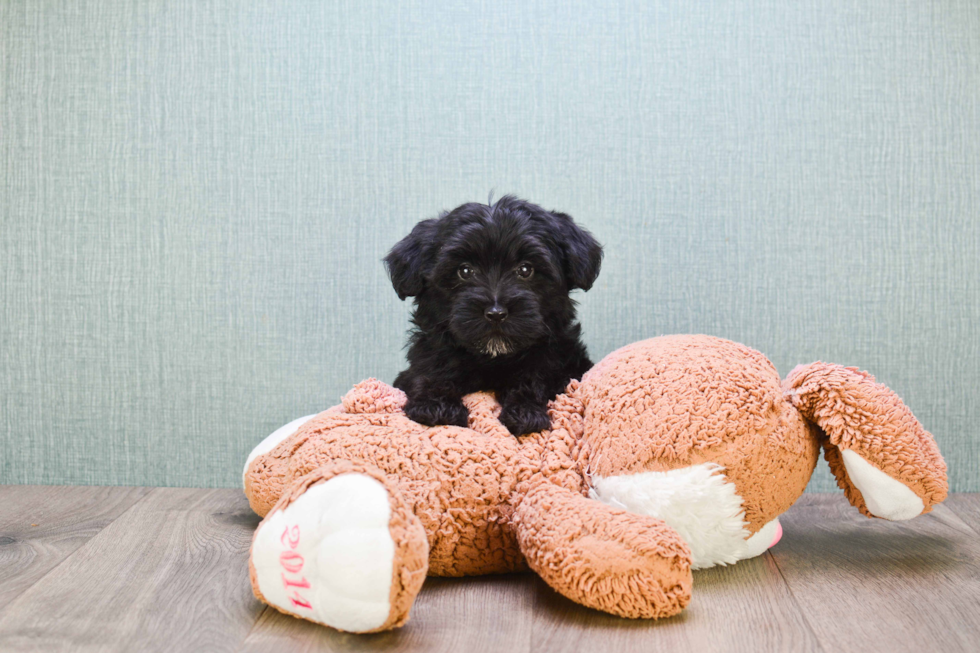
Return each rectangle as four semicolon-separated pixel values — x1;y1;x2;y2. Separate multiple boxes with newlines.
242;334;947;633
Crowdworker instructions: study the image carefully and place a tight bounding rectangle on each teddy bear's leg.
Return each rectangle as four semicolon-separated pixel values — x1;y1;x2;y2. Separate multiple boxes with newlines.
784;362;948;521
513;480;693;619
242;413;320;487
249;461;428;633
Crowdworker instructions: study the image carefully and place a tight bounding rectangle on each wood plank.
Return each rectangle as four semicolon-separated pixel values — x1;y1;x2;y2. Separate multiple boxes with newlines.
770;494;980;653
0;485;151;612
240;546;820;652
3;488;976;652
0;488;263;653
944;493;980;534
237;574;536;653
531;552;822;653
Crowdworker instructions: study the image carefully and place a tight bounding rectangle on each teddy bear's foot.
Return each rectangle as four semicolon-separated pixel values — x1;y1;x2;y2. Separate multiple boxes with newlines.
784;362;947;520
249;462;428;633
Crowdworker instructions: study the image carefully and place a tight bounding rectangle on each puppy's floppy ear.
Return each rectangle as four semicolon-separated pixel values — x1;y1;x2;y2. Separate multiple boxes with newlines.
384;218;440;300
552;212;603;291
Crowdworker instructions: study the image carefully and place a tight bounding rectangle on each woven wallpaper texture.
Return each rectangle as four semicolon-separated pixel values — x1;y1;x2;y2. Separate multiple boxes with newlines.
2;1;978;490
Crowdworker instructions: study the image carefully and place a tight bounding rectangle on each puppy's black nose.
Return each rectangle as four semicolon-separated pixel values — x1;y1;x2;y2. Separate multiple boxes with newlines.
484;305;508;323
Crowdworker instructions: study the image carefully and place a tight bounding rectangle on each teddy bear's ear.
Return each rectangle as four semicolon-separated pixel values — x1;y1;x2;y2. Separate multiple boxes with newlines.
550;211;603;291
342;378;407;414
383;218;441;300
784;362;948;521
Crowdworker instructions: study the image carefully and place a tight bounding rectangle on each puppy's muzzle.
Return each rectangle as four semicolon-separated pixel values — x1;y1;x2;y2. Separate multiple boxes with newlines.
484;305;508;323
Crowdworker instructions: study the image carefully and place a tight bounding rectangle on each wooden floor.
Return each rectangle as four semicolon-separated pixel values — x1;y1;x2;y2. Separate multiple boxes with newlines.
0;488;978;653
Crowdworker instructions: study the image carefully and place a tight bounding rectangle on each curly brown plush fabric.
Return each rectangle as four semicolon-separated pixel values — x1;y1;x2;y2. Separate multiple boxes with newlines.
784;362;948;516
574;335;819;533
244;334;947;632
515;480;692;618
577;336;785;471
249;385;533;576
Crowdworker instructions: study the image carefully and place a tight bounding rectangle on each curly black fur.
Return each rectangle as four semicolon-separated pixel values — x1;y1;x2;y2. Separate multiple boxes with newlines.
383;196;603;436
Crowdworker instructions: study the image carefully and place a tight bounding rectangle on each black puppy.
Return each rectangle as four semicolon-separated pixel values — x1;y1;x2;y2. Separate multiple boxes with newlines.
384;196;603;436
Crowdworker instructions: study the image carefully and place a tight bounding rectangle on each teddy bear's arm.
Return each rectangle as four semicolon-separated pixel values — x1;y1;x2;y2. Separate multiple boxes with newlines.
784;362;948;520
512;480;693;619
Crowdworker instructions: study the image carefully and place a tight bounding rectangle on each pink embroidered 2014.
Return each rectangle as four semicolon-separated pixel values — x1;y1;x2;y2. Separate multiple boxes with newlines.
279;525;312;609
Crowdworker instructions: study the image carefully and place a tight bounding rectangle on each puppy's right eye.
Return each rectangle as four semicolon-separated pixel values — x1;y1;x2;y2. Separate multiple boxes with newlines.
457;264;474;280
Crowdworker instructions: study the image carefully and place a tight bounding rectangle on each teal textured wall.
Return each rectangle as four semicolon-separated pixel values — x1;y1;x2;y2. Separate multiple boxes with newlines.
2;1;978;490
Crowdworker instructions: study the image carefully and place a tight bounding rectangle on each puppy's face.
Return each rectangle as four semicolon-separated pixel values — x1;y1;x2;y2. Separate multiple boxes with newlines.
385;197;602;357
431;212;555;357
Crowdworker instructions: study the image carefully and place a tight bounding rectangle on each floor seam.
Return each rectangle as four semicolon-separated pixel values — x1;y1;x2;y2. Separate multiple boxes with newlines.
765;550;830;653
0;486;159;623
940;496;980;538
232;606;273;653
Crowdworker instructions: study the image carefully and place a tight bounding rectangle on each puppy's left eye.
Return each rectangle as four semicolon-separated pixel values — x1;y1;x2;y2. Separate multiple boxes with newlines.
516;263;534;279
457;263;475;280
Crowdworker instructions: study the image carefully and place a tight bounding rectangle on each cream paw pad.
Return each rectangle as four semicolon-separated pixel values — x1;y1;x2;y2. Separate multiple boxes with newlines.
249;463;428;633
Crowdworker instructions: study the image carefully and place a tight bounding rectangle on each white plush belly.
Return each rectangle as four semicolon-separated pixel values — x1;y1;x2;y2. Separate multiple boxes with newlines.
588;462;778;569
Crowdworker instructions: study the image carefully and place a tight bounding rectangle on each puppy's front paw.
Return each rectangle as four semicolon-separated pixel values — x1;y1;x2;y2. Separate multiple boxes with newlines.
499;401;552;436
404;396;469;428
